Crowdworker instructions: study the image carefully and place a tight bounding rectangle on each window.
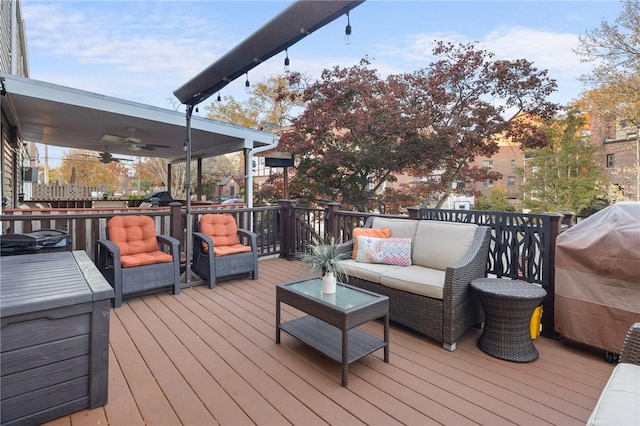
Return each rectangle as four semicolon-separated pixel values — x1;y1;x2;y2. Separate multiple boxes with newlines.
606;154;615;168
483;180;494;189
511;159;516;168
507;176;516;186
483;160;494;169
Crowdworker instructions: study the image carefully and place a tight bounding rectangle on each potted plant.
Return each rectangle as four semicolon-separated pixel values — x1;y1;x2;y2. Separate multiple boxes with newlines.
300;235;349;294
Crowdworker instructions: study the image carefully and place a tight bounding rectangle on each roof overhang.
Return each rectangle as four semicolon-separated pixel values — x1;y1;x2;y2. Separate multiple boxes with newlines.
1;73;277;163
173;0;365;106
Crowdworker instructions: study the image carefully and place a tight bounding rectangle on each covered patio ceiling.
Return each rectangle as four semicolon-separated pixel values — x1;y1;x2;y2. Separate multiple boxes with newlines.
1;73;277;164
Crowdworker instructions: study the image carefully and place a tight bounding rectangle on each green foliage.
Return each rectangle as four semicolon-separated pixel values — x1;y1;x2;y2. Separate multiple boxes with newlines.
578;197;609;217
575;0;640;127
518;110;608;213
299;236;350;280
476;186;514;212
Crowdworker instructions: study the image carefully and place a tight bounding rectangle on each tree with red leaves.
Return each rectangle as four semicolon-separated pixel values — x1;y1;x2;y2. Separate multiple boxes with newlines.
279;42;559;210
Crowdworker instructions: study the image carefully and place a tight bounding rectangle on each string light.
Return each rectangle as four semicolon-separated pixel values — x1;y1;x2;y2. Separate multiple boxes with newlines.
344;11;352;45
217;92;221;102
284;48;290;73
245;73;251;93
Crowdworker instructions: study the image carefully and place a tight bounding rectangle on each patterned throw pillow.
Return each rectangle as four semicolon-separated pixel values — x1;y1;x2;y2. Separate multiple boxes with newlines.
352;227;390;259
355;236;412;266
382;238;412;266
355;236;386;263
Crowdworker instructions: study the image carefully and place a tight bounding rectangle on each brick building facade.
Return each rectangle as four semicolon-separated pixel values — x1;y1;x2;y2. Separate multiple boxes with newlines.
590;112;639;202
469;142;527;210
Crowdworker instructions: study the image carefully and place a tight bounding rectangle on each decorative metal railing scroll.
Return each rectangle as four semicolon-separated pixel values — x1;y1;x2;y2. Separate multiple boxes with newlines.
418;208;553;286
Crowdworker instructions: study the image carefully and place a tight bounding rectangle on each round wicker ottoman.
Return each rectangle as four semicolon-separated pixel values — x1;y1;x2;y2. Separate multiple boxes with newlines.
471;278;547;362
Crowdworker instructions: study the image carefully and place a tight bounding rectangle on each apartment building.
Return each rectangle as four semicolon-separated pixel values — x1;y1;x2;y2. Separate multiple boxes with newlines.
590;111;639;202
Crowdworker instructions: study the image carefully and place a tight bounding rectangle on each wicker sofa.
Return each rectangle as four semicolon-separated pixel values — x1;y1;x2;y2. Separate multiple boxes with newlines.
587;322;640;426
337;217;491;351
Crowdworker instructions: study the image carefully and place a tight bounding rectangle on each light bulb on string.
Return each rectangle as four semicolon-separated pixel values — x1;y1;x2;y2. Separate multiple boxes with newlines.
245;73;251;93
284;48;290;73
344;11;352;45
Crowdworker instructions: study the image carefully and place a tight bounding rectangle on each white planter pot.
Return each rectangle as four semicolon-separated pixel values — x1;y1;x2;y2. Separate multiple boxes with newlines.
322;271;337;294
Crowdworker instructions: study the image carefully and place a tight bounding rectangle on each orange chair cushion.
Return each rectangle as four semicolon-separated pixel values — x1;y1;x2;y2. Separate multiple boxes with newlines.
199;214;251;256
212;244;252;257
107;215;172;267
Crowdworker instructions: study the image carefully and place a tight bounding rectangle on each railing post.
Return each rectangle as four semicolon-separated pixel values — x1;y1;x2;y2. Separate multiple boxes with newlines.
169;202;183;241
278;199;297;260
324;202;340;240
559;211;575;229
407;206;421;220
542;213;563;338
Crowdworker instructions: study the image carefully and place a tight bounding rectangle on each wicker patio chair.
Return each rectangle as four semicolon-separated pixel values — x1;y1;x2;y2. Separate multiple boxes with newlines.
96;215;180;308
192;213;259;288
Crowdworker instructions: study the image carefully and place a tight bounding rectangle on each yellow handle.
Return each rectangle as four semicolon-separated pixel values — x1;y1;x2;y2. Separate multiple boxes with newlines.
530;306;543;339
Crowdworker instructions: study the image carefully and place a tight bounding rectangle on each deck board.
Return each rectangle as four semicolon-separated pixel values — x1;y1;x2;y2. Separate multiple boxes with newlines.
41;257;613;426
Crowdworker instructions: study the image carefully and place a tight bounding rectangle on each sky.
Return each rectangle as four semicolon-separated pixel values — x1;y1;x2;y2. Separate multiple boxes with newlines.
20;0;623;163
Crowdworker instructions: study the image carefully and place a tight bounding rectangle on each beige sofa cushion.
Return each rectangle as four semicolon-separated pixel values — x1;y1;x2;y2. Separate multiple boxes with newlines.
371;217;418;239
587;363;640;426
380;266;446;299
413;221;478;270
337;258;403;284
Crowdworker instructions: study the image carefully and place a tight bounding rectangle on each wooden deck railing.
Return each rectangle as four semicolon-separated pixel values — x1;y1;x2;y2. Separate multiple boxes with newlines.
1;200;569;337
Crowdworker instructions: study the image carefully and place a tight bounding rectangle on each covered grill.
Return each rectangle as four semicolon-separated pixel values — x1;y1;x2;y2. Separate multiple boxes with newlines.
554;202;640;354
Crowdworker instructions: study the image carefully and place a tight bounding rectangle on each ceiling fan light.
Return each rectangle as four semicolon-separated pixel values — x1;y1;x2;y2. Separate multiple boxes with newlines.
127;143;142;152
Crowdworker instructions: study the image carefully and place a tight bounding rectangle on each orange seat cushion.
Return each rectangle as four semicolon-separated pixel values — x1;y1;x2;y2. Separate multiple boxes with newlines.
212;244;252;257
107;215;172;267
199;214;251;256
352;227;391;259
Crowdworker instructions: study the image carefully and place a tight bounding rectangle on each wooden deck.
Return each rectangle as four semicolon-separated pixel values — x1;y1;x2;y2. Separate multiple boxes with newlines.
44;258;612;426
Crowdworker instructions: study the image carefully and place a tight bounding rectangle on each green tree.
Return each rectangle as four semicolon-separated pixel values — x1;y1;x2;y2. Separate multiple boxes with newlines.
476;185;515;212
575;0;640;126
518;110;607;213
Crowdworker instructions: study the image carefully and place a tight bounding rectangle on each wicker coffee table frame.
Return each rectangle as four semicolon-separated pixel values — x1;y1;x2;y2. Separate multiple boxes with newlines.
471;278;547;362
276;278;389;387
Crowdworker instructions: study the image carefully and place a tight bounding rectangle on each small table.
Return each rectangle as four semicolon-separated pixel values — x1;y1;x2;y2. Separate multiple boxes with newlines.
276;278;389;387
471;278;547;362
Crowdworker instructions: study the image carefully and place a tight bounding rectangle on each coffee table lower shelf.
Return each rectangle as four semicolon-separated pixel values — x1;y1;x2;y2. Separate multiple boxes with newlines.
280;315;386;382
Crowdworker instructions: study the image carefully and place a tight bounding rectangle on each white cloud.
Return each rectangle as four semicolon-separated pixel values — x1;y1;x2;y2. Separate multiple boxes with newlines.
371;26;592;104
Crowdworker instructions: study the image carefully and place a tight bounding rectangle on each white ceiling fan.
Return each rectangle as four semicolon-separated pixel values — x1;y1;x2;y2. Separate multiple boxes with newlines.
99;127;170;152
81;148;133;164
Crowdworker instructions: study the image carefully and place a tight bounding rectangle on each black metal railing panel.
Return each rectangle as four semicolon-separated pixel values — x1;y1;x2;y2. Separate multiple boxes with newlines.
417;208;555;285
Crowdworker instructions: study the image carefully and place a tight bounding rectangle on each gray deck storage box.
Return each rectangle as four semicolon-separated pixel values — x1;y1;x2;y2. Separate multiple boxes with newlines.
1;251;114;425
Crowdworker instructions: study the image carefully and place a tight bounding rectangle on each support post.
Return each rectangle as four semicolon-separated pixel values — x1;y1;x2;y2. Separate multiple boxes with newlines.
278;199;297;260
325;202;340;241
182;105;195;283
542;213;563;338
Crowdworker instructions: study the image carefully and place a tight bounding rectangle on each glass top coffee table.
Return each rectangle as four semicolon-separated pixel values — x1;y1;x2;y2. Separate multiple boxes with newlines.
276;278;389;387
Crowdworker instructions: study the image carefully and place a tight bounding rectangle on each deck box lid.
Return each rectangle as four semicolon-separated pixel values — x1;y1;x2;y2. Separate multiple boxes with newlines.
0;251;113;317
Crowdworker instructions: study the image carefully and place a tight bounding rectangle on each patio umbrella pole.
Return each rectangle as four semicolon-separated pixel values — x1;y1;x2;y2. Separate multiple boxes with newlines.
183;104;195;284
